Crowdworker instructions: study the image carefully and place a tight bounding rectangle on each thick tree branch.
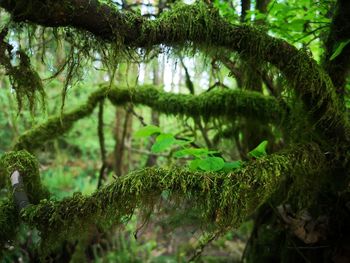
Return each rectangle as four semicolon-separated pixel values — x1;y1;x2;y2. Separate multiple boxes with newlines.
17;144;326;253
0;0;348;141
14;86;284;152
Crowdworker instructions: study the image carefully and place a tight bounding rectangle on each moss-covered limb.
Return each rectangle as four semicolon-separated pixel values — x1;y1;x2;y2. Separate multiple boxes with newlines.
1;1;349;141
19;143;325;254
14;85;283;152
323;0;350;95
0;0;141;41
0;150;49;203
107;86;283;122
0;200;18;251
0;150;50;250
13;87;108;151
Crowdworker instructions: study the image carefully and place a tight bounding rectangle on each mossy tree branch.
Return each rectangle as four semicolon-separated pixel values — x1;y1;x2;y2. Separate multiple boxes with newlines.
13;143;326;254
14;85;284;152
0;0;349;141
0;150;49;250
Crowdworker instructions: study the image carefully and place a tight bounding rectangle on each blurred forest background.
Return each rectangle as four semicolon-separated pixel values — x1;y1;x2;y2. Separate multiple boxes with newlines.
0;0;343;262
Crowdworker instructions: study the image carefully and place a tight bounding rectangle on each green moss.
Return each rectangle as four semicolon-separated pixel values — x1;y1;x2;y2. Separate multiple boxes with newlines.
4;0;347;141
14;87;108;152
19;144;325;255
108;86;284;122
0;150;49;204
8;50;46;113
0;150;49;252
0;200;18;252
131;2;350;142
14;85;284;152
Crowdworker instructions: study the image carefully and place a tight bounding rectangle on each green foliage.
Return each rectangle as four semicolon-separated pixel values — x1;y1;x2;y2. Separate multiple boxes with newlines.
330;39;350;61
135;125;241;172
222;161;242;172
134;125;161;138
248;140;268;159
88;215;158;262
197;157;225;172
151;134;175;153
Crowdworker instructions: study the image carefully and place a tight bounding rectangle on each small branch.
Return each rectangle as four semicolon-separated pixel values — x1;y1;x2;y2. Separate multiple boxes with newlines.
124;145;168;157
188;231;220;262
97;99;106;189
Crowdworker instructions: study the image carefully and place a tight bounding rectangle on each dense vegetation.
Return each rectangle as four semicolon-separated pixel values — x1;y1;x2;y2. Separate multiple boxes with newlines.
0;0;350;262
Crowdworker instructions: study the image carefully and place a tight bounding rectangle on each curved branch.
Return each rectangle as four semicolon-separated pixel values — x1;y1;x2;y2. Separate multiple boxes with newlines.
18;143;325;253
14;86;284;152
0;0;349;140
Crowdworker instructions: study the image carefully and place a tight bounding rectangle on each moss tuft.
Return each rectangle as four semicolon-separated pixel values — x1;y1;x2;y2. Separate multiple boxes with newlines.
0;150;49;204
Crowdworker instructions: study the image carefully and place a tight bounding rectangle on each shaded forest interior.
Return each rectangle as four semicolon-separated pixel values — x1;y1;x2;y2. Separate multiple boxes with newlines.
0;0;350;262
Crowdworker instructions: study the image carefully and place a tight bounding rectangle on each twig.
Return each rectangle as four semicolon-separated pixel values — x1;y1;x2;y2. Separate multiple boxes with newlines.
97;99;107;189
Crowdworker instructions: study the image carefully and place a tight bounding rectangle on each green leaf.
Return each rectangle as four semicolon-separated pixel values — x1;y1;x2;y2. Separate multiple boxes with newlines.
288;19;305;31
189;159;201;171
174;148;218;158
248;140;268;159
134;125;161;138
174;138;193;146
222;161;242;172
330;39;350;61
198;157;225;172
151;134;176;153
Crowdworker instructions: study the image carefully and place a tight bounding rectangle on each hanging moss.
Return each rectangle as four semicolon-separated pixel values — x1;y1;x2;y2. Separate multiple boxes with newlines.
137;3;350;142
18;144;325;255
7;50;46;113
1;0;348;141
14;85;284;152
